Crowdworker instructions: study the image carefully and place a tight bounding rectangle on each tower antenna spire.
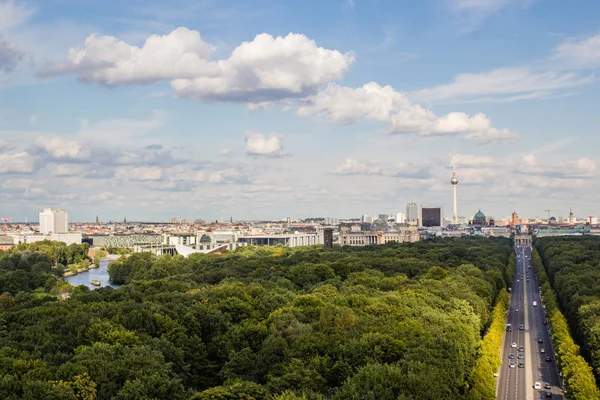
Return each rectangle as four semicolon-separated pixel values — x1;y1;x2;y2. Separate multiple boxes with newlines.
451;146;459;224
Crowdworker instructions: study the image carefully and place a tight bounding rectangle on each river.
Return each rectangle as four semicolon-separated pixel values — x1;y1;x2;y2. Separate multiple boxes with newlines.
64;259;121;290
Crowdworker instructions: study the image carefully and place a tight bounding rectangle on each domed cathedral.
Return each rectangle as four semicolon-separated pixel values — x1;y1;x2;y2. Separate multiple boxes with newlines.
471;210;488;227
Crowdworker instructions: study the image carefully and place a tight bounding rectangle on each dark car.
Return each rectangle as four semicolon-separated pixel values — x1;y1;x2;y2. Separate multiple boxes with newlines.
546;392;553;398
519;324;524;330
544;320;548;325
538;337;543;343
518;346;524;352
518;362;525;368
546;356;552;362
517;354;524;359
508;353;515;359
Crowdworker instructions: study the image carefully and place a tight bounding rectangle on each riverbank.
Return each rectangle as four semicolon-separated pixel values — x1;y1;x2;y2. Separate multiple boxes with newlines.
64;259;120;290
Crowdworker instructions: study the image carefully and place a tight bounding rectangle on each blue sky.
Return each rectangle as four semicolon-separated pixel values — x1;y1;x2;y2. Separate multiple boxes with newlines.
1;0;600;222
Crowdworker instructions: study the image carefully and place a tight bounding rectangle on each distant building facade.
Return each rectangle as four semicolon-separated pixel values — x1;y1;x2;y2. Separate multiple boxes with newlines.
339;226;420;246
406;203;419;225
12;232;82;246
421;206;443;227
39;208;68;234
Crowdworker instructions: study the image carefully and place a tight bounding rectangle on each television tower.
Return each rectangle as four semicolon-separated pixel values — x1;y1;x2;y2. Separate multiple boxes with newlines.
451;147;458;224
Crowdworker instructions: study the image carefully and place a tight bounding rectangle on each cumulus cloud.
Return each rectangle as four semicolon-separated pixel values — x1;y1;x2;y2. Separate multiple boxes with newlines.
0;152;41;173
413;67;591;104
333;158;431;179
38;27;216;84
172;33;355;103
115;166;164;181
299;82;517;142
33;136;95;162
245;132;287;157
519;154;596;178
552;33;600;69
39;28;355;104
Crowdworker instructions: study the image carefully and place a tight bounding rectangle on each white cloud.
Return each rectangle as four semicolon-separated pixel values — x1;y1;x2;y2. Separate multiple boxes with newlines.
38;27;217;84
299;82;517;142
0;0;35;32
245;132;287;157
39;28;355;104
172;32;355;103
0;152;40;173
413;67;592;104
518;154;596;178
333;158;431;178
218;148;231;155
552;33;600;69
115;166;164;181
2;178;33;189
34;136;93;161
51;164;79;177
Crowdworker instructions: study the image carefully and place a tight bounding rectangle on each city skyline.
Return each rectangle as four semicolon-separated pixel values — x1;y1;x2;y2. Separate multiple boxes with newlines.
1;0;600;221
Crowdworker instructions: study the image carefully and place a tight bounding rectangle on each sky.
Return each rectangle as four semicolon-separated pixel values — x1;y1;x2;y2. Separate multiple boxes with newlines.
1;0;600;222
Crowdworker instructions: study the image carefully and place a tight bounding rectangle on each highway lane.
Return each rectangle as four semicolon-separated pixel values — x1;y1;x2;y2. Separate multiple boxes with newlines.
523;246;563;399
497;245;563;400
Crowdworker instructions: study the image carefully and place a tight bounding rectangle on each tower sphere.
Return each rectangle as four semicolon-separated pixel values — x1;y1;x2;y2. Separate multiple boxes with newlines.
451;177;458;185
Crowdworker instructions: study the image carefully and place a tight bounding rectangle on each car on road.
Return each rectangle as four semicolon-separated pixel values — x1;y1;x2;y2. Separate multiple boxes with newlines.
506;324;512;331
517;354;524;359
540;347;545;353
519;324;524;330
538;337;543;343
533;301;537;306
511;342;517;348
534;382;542;390
508;353;515;359
518;362;524;368
510;306;514;310
509;362;516;368
544;320;548;325
518;346;524;352
546;356;552;362
544;384;552;389
515;308;519;312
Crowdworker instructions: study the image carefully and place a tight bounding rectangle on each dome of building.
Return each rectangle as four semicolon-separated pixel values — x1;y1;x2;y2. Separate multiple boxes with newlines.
370;218;389;232
472;209;487;226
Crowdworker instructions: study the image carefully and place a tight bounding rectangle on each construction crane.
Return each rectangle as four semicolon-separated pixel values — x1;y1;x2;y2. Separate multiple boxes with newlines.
0;217;13;235
544;209;559;220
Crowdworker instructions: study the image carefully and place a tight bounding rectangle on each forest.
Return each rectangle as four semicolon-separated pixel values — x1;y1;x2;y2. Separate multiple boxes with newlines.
536;236;600;386
0;237;514;399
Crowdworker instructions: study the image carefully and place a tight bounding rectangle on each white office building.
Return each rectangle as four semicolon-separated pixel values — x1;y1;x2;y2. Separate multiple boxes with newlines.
39;208;68;234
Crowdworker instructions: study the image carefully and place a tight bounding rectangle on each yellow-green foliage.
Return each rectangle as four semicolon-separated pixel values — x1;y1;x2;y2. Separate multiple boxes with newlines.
531;249;600;400
466;289;509;400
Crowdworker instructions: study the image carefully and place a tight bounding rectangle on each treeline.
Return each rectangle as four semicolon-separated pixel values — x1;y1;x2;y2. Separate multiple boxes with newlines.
536;237;600;384
0;237;513;399
530;245;600;399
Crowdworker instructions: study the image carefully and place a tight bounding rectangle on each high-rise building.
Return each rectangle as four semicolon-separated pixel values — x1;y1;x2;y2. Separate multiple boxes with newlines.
395;213;405;224
39;208;68;234
323;228;333;249
406;203;419;225
361;215;374;224
451;147;459;224
421;206;443;227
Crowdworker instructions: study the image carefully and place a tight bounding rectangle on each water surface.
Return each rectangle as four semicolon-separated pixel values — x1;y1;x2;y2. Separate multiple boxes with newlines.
65;259;120;290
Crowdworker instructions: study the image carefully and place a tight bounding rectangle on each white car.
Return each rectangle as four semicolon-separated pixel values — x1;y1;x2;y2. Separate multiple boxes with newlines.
511;342;517;348
534;382;542;390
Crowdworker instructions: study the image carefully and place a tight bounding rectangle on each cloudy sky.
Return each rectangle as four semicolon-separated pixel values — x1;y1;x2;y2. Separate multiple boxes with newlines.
1;0;599;222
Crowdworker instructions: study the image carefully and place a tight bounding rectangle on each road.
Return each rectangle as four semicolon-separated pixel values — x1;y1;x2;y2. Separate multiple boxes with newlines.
496;245;563;400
